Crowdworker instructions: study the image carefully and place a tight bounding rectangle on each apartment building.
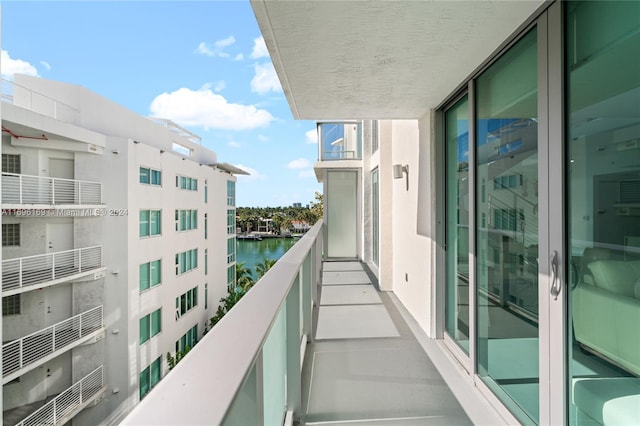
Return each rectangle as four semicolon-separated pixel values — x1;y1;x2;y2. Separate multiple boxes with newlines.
1;74;240;425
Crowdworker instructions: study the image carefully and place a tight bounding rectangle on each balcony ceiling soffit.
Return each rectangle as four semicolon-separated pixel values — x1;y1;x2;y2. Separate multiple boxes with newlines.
252;0;545;120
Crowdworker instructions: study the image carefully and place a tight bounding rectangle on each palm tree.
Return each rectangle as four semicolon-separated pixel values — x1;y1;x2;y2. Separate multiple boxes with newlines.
255;258;277;278
235;262;254;290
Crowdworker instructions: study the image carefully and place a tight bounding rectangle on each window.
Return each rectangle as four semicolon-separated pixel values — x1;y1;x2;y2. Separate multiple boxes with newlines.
493;174;523;190
176;175;198;191
204;179;208;203
2;154;21;174
140;210;161;237
227;180;235;206
2;295;20;316
175;248;198;275
205;283;208;309
371;120;379;153
175;209;198;231
227;210;235;234
227;237;236;263
140;167;162;186
227;265;236;289
139;356;162;399
139;259;162;291
140;308;162;344
175;286;198;319
175;324;198;352
204;249;208;275
493;208;524;232
2;224;20;246
204;213;208;239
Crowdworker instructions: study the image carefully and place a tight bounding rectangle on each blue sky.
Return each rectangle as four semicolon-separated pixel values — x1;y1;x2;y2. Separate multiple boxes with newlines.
1;1;321;207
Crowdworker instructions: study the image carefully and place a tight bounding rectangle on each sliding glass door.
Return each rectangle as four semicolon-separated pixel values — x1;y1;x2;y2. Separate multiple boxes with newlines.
565;2;640;425
445;96;470;354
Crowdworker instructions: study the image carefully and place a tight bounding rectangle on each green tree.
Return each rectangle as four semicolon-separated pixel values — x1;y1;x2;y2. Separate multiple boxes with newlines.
255;258;277;278
235;261;254;290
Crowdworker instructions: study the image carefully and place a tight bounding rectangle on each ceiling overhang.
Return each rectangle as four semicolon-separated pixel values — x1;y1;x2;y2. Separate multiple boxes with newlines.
251;0;546;120
214;162;250;175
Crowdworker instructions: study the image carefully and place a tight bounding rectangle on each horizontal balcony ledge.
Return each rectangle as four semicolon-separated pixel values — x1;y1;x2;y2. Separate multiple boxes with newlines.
14;365;106;426
2;246;104;294
2;306;105;384
122;221;324;426
313;160;363;181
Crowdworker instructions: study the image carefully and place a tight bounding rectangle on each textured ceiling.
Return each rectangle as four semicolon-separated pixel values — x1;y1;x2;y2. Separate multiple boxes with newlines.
252;0;546;120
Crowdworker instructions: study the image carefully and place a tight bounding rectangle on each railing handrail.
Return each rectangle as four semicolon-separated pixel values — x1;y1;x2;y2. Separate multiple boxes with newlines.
2;172;101;186
122;220;324;426
1;77;80;115
16;365;104;426
3;305;103;348
2;245;102;264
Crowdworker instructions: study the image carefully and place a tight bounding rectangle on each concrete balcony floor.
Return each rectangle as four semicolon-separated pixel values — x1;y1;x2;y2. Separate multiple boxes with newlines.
300;262;498;425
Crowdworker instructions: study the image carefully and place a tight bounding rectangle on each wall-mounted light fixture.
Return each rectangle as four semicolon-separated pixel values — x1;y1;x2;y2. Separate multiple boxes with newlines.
393;164;409;191
160;150;165;154
111;149;119;155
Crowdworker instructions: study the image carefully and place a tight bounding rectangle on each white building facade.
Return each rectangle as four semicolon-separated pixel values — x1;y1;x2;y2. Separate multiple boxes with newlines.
1;74;237;425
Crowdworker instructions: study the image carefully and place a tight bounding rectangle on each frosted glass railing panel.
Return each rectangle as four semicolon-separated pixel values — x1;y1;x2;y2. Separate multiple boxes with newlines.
263;303;287;426
319;122;362;160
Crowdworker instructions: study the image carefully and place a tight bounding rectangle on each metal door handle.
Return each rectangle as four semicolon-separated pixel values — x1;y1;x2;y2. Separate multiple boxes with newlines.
550;250;561;300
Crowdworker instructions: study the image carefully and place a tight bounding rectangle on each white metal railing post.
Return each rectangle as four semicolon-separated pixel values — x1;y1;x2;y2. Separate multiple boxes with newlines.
79;312;83;338
79;248;83;272
19;340;23;370
51;253;56;281
80;374;84;404
79;181;82;204
52;323;56;353
51;177;55;204
19;174;23;203
53;399;57;425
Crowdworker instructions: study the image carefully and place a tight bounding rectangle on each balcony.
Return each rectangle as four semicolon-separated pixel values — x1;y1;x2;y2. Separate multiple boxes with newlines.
122;221;501;425
2;246;105;296
2;78;80;125
2;173;102;209
2;306;105;384
10;366;106;426
318;122;362;161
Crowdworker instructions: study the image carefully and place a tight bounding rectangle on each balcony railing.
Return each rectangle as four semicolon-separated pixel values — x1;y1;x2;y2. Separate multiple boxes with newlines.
16;365;105;426
2;246;103;294
318;122;362;160
123;220;324;425
2;173;102;205
3;306;104;381
1;77;80;125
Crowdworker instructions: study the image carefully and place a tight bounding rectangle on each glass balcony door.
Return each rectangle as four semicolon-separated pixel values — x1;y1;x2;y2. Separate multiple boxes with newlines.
326;170;358;259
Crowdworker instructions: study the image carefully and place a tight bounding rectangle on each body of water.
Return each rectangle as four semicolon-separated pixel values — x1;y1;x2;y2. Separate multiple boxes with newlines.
236;238;297;280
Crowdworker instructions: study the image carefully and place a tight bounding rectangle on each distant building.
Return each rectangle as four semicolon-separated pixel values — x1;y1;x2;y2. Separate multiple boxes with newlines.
1;74;242;424
292;202;302;208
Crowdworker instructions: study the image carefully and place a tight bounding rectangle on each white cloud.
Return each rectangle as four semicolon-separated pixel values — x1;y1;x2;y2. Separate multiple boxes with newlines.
298;169;316;179
40;61;51;71
251;62;282;95
257;134;269;143
214;80;226;92
228;140;241;148
287;158;311;170
250;36;269;59
1;50;39;78
234;164;267;181
305;129;318;144
149;86;275;131
195;36;241;60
